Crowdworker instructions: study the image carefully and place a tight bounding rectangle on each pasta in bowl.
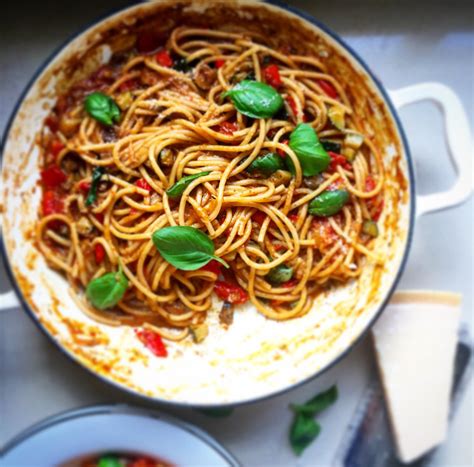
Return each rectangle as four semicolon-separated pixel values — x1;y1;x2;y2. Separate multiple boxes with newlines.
1;0;412;404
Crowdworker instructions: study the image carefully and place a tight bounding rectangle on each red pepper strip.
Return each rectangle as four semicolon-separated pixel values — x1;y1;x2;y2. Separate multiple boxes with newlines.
94;243;106;264
79;181;91;192
200;259;222;275
135;178;152;192
263;64;282;88
135;328;168;357
216;121;238;135
42;190;63;216
277;139;289;158
317;79;338;99
155;49;173;67
41;165;67;188
214;281;249;305
328;151;351;173
50;139;65;159
42;190;64;230
215;59;225;68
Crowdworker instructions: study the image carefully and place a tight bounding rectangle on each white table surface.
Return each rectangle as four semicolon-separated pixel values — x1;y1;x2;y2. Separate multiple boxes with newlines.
1;1;472;466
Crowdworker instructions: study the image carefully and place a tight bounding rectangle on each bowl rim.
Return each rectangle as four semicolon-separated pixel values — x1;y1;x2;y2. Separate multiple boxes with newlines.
0;0;416;407
1;403;239;465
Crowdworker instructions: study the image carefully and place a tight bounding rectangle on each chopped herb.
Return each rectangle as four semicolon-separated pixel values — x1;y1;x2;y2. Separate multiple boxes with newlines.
85;167;104;206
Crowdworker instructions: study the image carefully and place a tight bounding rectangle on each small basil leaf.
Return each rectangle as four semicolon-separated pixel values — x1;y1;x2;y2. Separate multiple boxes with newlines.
197;407;234;417
289;414;321;456
152;226;228;271
98;456;122;467
288;123;330;176
321;140;342;153
290;385;338;417
166;171;210;198
85;167;104;206
85;92;121;126
266;264;293;284
224;80;283;119
248;152;284;175
86;266;128;310
308;190;349;217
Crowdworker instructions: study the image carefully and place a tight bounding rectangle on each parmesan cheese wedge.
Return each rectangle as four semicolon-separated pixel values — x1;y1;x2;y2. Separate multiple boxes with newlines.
372;291;462;463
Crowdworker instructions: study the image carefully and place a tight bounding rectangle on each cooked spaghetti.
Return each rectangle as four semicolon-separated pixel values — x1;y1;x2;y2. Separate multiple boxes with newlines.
37;27;384;344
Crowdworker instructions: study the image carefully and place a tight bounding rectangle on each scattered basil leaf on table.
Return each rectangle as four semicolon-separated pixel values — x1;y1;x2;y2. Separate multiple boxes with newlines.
266;264;293;285
290;414;321;456
98;456;122;467
84;92;121;126
286;123;331;176
86;265;128;310
248;152;284;175
197;407;234;417
224;80;283;118
308;190;349;217
152;226;229;271
290;385;338;416
166;171;211;198
85;167;104;206
289;385;338;456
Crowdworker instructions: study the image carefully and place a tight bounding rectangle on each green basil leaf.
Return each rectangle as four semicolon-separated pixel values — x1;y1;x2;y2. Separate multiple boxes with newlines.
266;264;293;284
98;456;122;467
197;407;234;417
152;226;228;271
86;266;128;310
290;385;338;417
166;171;211;198
321;140;342;153
224;80;283;119
287;123;330;176
308;190;349;217
85;167;104;206
85;92;121;126
289;414;321;456
248;152;284;175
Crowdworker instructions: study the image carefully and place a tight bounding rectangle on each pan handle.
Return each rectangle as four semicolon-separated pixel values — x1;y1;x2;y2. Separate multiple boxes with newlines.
389;82;473;217
0;290;19;311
